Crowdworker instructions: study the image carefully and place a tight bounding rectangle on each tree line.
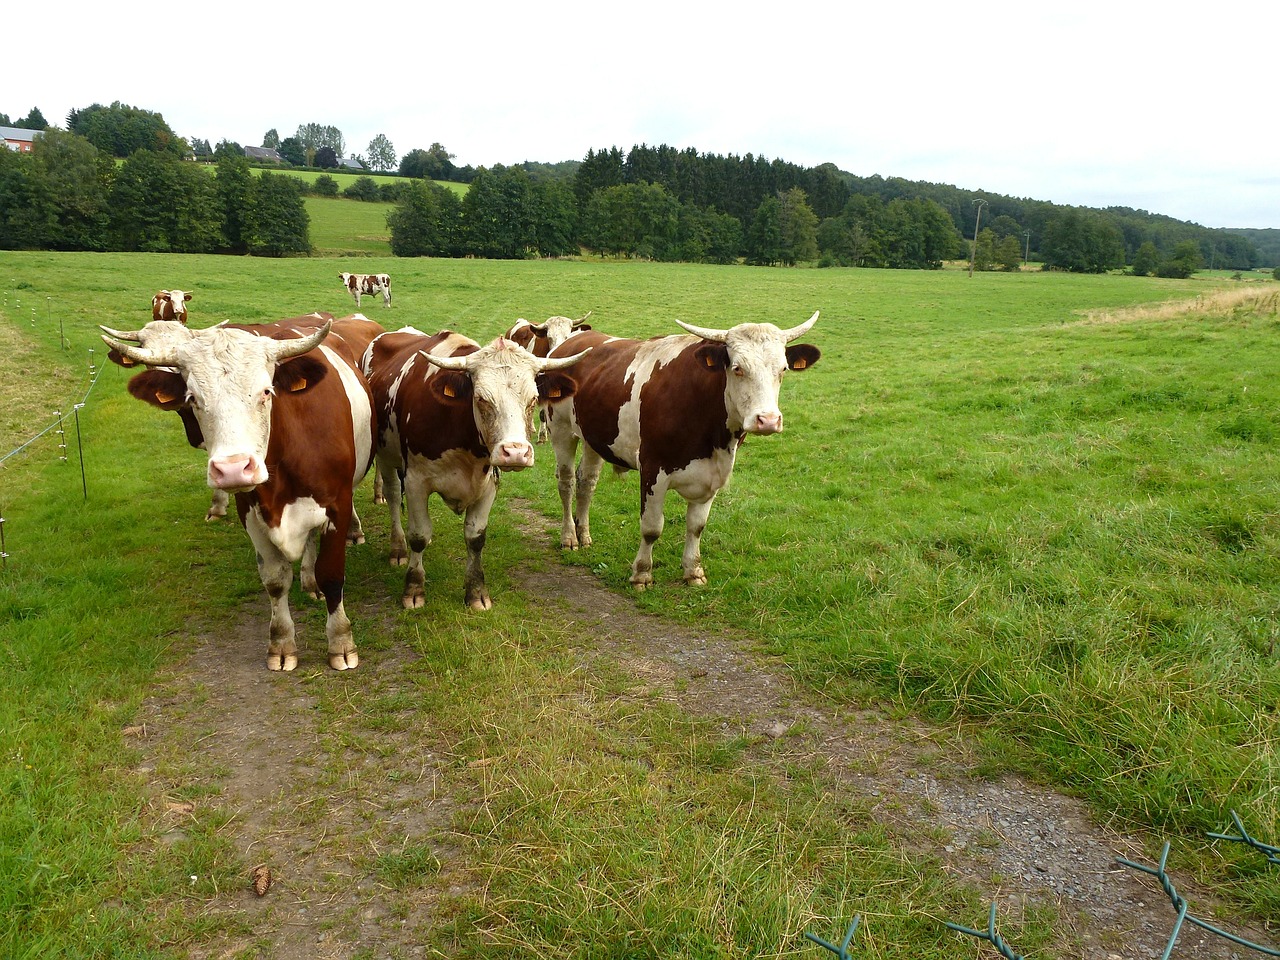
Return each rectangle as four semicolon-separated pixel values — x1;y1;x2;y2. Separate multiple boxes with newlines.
0;101;1265;273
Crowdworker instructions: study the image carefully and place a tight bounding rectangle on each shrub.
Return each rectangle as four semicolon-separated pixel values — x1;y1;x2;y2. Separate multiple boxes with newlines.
313;174;339;198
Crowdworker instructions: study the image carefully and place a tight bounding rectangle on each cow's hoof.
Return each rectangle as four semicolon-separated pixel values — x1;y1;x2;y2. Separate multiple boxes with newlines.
390;553;409;567
267;653;298;671
330;651;359;670
685;573;708;587
630;576;654;591
402;592;425;610
467;595;493;611
374;495;387;506
347;532;366;546
561;539;579;551
205;511;223;522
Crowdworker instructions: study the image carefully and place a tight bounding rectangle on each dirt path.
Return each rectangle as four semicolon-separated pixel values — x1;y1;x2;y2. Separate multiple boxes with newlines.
130;499;1272;959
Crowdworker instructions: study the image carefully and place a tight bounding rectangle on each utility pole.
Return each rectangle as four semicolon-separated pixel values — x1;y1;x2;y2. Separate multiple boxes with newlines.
1023;231;1031;268
968;198;988;278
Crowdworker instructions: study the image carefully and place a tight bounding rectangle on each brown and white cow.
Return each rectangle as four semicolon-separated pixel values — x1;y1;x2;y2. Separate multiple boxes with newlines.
101;317;378;672
361;329;588;610
151;289;192;324
546;312;820;589
339;272;392;309
503;312;592;441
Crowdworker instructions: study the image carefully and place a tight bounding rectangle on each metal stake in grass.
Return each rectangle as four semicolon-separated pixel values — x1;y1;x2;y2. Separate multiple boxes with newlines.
804;914;860;958
945;903;1027;960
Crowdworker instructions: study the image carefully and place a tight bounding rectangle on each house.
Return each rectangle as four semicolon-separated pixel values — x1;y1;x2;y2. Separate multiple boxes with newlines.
1;126;38;152
244;146;282;163
339;156;365;171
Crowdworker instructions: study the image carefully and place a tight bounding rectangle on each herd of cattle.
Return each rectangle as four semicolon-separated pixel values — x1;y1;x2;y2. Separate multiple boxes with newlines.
101;277;821;671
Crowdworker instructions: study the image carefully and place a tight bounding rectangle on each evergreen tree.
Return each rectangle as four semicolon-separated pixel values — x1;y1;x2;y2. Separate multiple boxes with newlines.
216;152;255;254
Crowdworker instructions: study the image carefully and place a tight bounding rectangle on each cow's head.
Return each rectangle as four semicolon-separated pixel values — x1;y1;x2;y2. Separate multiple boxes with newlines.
151;289;192;324
527;312;592;352
676;311;821;435
339;272;355;289
421;336;589;471
101;320;331;492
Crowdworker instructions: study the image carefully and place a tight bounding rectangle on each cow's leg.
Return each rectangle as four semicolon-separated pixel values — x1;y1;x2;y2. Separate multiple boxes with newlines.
462;478;498;610
246;522;300;671
348;501;366;545
536;408;549;444
401;471;435;609
301;530;321;597
382;460;409;566
630;475;669;590
552;428;581;549
681;494;716;586
372;468;386;505
314;504;358;670
206;489;229;521
573;446;605;550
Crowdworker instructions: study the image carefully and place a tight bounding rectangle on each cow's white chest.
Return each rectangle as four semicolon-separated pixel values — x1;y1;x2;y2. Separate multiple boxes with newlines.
409;448;492;514
244;497;329;562
660;445;739;502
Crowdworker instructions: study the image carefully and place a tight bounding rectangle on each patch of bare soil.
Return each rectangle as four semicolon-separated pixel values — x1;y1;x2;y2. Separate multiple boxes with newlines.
130;499;1273;960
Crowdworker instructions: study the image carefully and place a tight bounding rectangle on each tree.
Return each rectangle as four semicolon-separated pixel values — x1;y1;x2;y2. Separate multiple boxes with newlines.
313;174;340;198
262;128;280;148
216;152;255;254
190;137;213;158
1131;240;1159;277
343;176;380;202
1156;240;1203;279
245;172;310;256
1040;210;1124;273
973;227;998;271
213;139;243;160
776;187;819;265
580;182;680;260
995;234;1023;271
388;180;461;257
22;129;112;251
315;146;338;169
277;137;305;167
745;196;783;265
463;165;538;258
532;179;579;257
366;134;396;173
109;149;221;253
67;101;186;158
399;143;456;180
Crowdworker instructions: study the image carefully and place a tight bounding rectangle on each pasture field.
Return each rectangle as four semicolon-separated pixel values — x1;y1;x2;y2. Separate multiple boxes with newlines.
304;196;394;257
1;252;1278;957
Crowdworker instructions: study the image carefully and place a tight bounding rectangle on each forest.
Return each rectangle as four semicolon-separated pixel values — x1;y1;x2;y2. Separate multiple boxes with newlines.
0;101;1267;273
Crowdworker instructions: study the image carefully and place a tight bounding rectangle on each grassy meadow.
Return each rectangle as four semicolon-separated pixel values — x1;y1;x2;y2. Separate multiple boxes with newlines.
1;251;1278;956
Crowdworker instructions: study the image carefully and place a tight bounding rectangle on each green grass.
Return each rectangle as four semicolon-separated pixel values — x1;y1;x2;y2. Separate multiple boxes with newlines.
1;253;1278;954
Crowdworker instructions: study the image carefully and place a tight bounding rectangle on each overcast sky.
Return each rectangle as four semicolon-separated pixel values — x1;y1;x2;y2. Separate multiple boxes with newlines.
9;1;1277;230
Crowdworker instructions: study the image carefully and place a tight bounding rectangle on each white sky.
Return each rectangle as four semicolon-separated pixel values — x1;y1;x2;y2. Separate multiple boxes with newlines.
9;1;1278;229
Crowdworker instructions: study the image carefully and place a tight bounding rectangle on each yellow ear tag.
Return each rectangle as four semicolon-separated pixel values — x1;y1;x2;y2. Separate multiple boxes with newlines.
705;354;716;368
290;377;308;392
443;383;457;398
156;388;177;404
547;386;562;399
792;358;807;370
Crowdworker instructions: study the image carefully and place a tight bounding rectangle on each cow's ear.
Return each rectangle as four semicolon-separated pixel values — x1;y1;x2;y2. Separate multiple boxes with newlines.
578;323;592;332
529;323;550;337
182;292;192;302
537;372;578;404
127;369;189;410
274;355;328;394
694;343;729;372
107;347;139;368
428;370;473;404
786;344;821;371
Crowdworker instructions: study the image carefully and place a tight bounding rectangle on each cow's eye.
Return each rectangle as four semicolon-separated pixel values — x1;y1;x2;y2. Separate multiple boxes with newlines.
732;364;744;377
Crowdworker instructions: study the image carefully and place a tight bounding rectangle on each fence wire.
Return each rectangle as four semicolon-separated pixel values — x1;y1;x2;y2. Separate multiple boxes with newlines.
806;811;1276;959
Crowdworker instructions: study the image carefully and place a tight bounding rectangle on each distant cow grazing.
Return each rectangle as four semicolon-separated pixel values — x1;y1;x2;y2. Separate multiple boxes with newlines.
503;312;592;441
151;289;192;324
547;311;820;589
339;272;392;309
102;316;378;671
361;329;588;610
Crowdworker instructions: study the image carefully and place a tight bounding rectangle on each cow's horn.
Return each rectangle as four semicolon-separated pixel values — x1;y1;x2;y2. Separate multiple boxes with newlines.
100;323;180;366
534;348;591;372
100;324;145;341
780;311;820;342
573;311;592;327
419;349;474;371
674;319;729;343
267;320;331;361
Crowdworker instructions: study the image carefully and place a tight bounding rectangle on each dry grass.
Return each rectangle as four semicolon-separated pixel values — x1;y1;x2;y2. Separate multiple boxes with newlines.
1075;284;1280;326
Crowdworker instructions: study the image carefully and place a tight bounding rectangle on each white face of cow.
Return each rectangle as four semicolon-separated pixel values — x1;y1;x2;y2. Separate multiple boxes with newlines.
425;337;587;471
677;312;820;436
101;321;329;492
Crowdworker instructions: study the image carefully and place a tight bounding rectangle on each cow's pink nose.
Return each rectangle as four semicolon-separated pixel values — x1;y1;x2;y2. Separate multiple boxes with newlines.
493;442;535;471
209;456;260;489
751;413;783;434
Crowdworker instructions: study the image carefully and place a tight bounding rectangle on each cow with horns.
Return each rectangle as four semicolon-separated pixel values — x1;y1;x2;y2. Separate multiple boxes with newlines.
361;329;589;610
102;316;378;671
151;289;192;324
546;311;820;589
503;312;592;441
339;272;392;309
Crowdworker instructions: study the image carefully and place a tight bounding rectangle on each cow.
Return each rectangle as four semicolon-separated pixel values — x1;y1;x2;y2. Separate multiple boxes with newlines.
546;311;820;589
361;329;589;610
101;316;378;672
503;312;593;441
339;272;392;309
151;289;192;324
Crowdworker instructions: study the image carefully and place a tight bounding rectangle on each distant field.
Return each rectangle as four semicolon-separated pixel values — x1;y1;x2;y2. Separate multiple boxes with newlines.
304;196;394;256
